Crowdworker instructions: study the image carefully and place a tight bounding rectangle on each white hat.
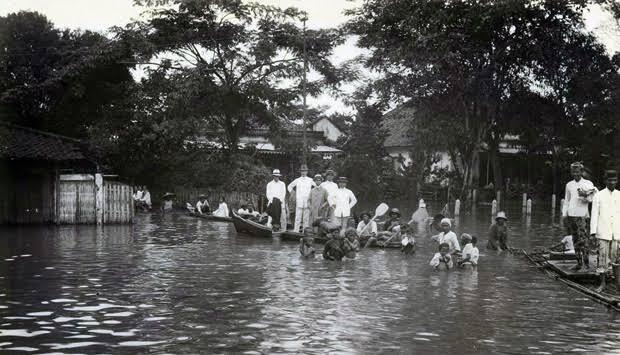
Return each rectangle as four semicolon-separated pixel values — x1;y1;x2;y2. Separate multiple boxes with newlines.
419;199;426;208
440;218;452;227
496;211;508;221
272;169;282;177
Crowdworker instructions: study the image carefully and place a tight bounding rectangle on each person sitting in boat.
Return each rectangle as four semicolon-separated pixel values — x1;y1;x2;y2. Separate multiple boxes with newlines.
299;236;316;258
487;211;509;251
431;218;461;254
383;208;401;232
212;197;230;217
237;204;251;216
196;195;210;214
356;212;377;246
137;186;152;211
246;204;260;217
161;192;175;212
458;234;479;267
400;224;416;254
549;235;575;255
430;243;453;270
408;200;429;237
365;224;402;248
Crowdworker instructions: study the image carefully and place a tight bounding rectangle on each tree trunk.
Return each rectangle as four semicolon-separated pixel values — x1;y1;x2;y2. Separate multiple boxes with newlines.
489;142;503;192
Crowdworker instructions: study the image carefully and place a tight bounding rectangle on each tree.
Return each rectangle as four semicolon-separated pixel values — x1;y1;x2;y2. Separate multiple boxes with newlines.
0;11;133;137
118;0;345;155
346;0;620;197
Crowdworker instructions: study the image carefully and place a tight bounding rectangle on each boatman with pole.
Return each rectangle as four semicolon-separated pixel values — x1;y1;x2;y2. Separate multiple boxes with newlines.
288;164;316;232
329;176;357;231
266;169;287;231
562;162;597;270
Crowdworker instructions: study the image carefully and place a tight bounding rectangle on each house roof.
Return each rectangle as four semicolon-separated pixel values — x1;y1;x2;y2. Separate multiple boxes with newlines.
382;105;416;148
311;117;348;133
0;122;89;161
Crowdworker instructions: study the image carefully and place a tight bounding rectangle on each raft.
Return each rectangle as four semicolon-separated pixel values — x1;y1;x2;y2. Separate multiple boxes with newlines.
521;250;619;311
188;212;232;223
232;212;280;238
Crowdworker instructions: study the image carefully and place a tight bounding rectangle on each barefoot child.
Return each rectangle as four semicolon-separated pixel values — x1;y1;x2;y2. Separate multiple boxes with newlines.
400;224;416;254
299;237;316;258
459;235;480;267
430;243;453;270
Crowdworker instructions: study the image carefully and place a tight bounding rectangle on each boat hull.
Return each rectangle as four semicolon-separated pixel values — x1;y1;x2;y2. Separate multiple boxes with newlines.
232;213;274;238
188;212;232;223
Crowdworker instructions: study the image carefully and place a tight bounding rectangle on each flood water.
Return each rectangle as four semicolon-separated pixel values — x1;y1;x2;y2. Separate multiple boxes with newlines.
0;204;618;354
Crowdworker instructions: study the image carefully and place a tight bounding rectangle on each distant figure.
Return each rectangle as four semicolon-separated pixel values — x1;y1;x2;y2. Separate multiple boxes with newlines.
430;214;445;235
237;204;250;216
549;235;575;255
323;236;346;261
343;228;360;259
356;212;377;246
590;169;620;291
459;234;479;267
328;177;357;232
138;186;152;211
430;243;453;270
299;237;316;258
313;219;342;239
487;212;509;251
308;174;329;232
161;192;174;212
212;197;229;217
320;169;339;221
409;200;429;236
563;162;597;270
431;218;460;253
288;164;316;232
266;169;287;231
400;224;416;254
133;187;144;203
384;208;401;232
196;195;210;214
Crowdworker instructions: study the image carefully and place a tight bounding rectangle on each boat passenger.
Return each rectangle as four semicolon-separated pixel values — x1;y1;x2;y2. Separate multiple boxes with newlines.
196;195;210;214
430;243;453;270
383;208;401;232
138;186;152;211
409;200;429;237
400;224;416;254
288;164;316;233
161;192;174;212
133;187;143;202
590;169;620;291
320;169;339;221
459;234;479;267
365;224;402;248
487;212;509;251
328;177;357;232
431;218;461;253
356;212;377;246
266;169;287;231
237;204;250;216
550;235;575;255
212;197;230;217
299;237;316;258
563;162;597;270
308;174;329;232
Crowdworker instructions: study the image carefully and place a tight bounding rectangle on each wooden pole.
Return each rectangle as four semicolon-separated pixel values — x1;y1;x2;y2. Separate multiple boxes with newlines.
472;189;477;205
491;199;498;217
551;194;556;212
527;198;532;216
454;199;461;217
496;190;501;210
95;174;103;225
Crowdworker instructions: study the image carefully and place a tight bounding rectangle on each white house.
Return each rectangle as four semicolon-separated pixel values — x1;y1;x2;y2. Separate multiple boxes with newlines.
311;117;346;142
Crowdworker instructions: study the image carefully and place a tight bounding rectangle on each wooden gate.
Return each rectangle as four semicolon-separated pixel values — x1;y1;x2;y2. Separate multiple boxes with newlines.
58;174;96;224
103;181;134;224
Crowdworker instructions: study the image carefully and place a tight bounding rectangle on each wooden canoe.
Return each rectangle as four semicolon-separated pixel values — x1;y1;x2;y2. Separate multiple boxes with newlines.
278;230;402;249
188;212;232;223
232;212;279;238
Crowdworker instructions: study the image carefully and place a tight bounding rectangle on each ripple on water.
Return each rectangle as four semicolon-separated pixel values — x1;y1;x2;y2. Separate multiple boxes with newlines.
0;329;50;337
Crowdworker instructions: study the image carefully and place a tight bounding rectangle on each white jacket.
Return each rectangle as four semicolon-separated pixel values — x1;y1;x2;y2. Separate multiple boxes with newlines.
287;176;315;208
590;188;620;241
328;187;357;218
266;180;286;204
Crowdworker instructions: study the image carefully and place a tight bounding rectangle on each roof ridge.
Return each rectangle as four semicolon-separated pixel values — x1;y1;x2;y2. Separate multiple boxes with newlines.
0;121;83;144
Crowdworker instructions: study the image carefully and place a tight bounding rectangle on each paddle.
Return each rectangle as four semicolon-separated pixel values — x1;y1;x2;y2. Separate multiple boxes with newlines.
358;203;389;235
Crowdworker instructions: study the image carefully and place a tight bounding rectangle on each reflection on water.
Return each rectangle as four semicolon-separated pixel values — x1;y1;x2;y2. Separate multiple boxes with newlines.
0;205;618;354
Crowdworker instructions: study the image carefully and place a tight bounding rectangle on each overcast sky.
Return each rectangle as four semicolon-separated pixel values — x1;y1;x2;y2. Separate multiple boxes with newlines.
2;0;619;113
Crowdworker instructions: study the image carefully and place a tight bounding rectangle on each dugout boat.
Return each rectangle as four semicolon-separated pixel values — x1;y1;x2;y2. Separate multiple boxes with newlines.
188;212;232;223
232;212;280;238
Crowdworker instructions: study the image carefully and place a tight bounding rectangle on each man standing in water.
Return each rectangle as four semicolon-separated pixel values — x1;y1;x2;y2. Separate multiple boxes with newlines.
320;169;338;221
590;170;620;291
266;169;287;231
562;162;597;270
329;177;357;231
287;164;316;232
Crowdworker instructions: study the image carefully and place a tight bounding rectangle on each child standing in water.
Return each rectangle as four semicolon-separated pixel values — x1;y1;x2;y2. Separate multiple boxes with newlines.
430;243;453;270
299;237;316;258
400;224;416;254
459;234;480;267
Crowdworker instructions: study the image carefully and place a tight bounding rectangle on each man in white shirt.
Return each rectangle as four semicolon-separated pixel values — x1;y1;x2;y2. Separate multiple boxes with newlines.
590;170;620;290
266;169;287;231
287;164;316;232
328;177;357;231
196;195;210;214
431;218;460;253
320;169;338;221
562;162;597;270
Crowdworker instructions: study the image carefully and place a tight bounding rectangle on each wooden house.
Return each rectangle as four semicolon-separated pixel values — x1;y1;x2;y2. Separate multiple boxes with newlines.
0;122;133;224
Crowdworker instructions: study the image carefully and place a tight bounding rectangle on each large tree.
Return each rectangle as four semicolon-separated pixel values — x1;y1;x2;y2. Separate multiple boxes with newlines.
346;0;619;196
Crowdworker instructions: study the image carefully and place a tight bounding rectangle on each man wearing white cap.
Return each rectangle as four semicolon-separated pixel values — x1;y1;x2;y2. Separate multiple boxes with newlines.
563;162;597;270
266;169;287;231
288;164;316;232
431;218;460;253
328;177;357;231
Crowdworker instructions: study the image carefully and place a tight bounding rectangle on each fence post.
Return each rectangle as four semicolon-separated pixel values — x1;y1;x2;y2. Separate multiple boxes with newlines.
454;199;461;217
472;189;477;205
496;190;501;210
491;199;498;217
527;199;532;216
551;194;556;213
95;174;103;225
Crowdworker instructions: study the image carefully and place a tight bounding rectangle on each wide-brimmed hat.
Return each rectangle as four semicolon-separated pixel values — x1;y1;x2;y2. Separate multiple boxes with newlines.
360;211;372;218
440;218;452;227
325;169;336;176
300;164;309;171
163;192;175;198
272;169;282;177
314;174;323;180
337;176;348;183
605;170;618;179
389;208;401;217
570;162;584;170
495;211;508;221
198;194;207;199
461;233;472;241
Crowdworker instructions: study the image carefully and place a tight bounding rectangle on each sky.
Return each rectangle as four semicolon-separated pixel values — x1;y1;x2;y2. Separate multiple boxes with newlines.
2;0;619;113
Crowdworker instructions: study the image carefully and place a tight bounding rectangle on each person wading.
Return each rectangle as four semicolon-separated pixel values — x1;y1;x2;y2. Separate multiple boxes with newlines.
266;169;287;231
563;162;597;270
287;164;316;233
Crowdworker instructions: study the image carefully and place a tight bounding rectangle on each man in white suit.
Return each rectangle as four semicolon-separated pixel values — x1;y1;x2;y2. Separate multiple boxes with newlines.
590;170;620;291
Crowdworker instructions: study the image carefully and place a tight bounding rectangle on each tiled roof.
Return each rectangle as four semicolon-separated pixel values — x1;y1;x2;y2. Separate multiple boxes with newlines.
0;122;88;161
382;104;416;147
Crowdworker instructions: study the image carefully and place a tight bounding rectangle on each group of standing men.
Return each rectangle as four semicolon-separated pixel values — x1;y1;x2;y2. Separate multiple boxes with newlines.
562;162;620;288
265;165;357;233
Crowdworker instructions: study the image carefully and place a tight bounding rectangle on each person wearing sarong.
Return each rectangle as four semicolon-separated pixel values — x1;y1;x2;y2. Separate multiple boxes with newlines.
487;212;509;251
308;174;329;232
266;169;287;231
563;162;597;270
590;170;620;291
